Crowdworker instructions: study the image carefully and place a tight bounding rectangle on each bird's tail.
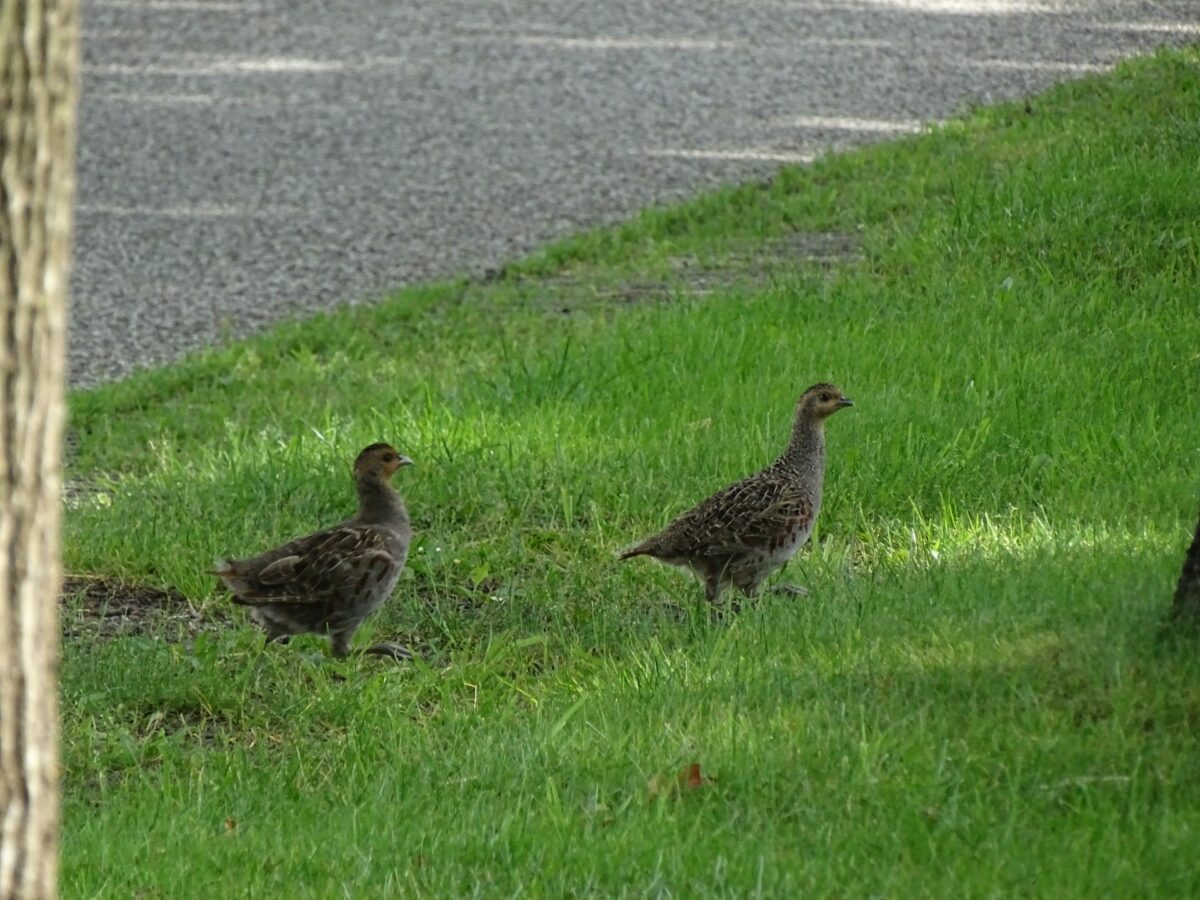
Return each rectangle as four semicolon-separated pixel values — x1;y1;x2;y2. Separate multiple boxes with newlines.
616;543;650;561
211;557;254;596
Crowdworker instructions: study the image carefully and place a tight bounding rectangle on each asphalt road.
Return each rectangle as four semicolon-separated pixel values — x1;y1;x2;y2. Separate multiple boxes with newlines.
74;0;1199;386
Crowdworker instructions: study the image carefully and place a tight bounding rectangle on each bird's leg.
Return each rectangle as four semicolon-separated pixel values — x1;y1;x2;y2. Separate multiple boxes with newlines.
706;575;741;621
704;575;722;605
706;575;740;611
330;631;353;659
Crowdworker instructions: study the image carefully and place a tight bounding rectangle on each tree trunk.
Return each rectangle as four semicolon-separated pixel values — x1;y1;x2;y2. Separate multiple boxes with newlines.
1170;507;1200;626
0;1;79;897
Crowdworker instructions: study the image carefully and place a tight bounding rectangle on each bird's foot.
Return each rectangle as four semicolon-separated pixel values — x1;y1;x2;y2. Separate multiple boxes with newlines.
772;583;809;597
362;641;415;662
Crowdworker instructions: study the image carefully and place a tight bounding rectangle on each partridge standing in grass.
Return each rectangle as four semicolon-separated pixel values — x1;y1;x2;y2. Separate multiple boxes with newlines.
214;443;414;659
619;383;853;608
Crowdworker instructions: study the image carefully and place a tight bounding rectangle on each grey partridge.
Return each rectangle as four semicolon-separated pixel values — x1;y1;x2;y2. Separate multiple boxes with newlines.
620;383;853;608
214;442;414;658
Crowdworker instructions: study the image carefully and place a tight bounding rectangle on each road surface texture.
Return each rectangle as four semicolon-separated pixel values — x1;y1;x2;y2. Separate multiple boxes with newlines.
75;0;1199;385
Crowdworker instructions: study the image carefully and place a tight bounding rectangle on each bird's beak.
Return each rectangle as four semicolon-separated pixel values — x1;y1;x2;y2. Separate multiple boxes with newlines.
397;455;414;467
838;397;854;408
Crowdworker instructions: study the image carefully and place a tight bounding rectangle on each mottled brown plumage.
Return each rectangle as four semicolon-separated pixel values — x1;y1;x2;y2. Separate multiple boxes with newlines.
214;443;413;658
620;383;853;607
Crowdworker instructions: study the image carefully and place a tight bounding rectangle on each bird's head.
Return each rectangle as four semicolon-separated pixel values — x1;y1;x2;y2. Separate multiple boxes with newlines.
353;442;413;481
797;383;854;421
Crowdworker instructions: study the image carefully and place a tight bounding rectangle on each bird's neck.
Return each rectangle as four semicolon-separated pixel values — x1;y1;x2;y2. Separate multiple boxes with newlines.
355;476;409;529
776;415;825;482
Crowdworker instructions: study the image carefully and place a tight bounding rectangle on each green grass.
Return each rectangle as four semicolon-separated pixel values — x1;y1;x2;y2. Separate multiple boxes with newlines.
63;48;1200;897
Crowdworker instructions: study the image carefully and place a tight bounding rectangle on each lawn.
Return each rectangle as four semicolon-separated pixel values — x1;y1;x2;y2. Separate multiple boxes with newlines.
62;48;1200;897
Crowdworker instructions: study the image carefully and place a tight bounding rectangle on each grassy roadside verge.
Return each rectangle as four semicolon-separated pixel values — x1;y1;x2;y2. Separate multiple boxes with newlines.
63;48;1200;896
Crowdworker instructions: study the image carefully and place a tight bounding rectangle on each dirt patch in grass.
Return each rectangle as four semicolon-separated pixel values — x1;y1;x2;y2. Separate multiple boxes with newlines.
61;575;232;642
761;230;863;265
133;703;242;747
499;230;863;311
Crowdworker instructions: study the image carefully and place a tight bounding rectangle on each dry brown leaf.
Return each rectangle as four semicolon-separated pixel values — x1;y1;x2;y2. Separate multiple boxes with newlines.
679;762;711;790
648;762;713;800
223;817;237;833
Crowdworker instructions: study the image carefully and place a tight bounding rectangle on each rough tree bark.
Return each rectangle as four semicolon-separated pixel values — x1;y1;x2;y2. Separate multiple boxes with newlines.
0;1;78;897
1169;508;1200;626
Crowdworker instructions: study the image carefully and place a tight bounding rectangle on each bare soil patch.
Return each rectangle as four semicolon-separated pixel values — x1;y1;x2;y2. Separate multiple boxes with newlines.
61;575;232;642
504;230;862;312
132;702;236;747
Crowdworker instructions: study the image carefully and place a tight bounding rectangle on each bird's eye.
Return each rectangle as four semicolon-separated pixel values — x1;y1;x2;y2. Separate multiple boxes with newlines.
819;393;831;402
383;454;395;463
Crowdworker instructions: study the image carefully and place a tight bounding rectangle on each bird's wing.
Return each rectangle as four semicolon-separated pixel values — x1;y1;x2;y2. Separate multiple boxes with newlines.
717;489;815;554
224;526;399;607
650;475;804;557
